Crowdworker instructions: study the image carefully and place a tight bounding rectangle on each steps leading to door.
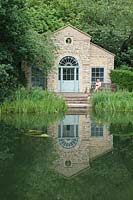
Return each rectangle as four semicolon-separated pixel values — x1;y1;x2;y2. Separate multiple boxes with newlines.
57;93;91;109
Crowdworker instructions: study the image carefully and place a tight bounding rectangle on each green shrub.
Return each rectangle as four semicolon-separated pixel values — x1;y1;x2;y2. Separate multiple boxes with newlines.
110;69;133;91
0;64;17;103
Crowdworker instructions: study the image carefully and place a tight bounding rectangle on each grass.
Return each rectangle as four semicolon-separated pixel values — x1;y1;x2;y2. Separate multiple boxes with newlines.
90;110;133;124
0;88;67;114
0;112;64;130
91;90;133;112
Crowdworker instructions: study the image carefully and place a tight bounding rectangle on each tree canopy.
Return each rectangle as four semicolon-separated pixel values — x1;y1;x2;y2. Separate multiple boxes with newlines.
0;0;132;98
25;0;132;67
0;0;54;69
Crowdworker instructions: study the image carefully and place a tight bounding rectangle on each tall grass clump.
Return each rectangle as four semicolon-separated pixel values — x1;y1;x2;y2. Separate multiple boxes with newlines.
91;90;133;112
0;112;64;130
0;88;67;114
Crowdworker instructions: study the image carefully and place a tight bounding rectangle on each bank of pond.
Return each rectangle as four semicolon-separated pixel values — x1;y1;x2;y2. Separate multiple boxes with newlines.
0;88;67;114
91;90;133;112
0;88;133;114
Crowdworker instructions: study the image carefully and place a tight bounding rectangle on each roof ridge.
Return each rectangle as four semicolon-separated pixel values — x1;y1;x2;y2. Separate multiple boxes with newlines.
90;42;115;56
53;24;91;38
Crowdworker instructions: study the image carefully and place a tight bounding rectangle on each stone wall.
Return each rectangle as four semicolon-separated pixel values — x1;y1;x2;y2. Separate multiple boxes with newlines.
47;26;91;93
48;114;113;177
90;43;114;84
47;25;114;93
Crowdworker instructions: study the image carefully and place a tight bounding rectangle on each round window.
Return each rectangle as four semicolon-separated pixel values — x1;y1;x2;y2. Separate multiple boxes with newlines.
65;160;72;167
66;38;72;44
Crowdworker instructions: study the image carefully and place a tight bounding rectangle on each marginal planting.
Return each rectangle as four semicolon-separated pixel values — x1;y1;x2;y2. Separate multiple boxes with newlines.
91;110;133;124
1;113;64;130
0;88;67;114
91;90;133;112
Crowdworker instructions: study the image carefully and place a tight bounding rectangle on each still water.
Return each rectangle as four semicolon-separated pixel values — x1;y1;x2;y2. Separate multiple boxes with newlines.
0;110;133;200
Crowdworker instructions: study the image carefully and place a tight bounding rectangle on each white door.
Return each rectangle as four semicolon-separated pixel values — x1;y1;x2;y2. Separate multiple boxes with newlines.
58;56;79;92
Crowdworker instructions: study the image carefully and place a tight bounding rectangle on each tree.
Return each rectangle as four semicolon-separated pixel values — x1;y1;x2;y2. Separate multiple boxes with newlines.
0;0;54;101
26;0;132;67
80;0;133;67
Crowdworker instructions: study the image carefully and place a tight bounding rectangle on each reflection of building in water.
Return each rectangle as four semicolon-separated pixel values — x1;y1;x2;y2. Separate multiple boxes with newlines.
48;114;113;178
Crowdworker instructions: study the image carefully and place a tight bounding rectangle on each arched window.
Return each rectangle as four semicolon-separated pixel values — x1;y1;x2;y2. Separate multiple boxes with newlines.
58;138;78;149
59;56;79;66
58;124;79;149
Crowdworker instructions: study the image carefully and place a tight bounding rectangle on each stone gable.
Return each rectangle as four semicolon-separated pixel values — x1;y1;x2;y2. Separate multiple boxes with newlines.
48;25;114;93
22;25;114;90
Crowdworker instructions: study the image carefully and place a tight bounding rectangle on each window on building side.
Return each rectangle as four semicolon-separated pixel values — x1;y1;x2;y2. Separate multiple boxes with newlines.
31;67;44;88
91;122;104;137
91;68;104;83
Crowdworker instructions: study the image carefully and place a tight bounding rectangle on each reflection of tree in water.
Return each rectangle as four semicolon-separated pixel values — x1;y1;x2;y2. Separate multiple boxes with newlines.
0;121;54;200
114;136;133;176
0;121;22;161
0;120;22;199
110;122;133;136
1;113;63;130
1;134;133;200
0;113;133;200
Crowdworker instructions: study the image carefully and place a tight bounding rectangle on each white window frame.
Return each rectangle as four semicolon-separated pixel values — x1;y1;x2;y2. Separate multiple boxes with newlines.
90;67;105;84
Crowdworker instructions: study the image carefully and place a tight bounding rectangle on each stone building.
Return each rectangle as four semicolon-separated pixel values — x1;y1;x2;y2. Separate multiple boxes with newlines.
48;25;114;93
22;25;114;92
48;114;113;178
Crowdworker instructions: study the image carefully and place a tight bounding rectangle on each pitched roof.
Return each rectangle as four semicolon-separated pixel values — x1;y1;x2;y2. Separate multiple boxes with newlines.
53;24;91;38
90;42;115;56
53;24;115;56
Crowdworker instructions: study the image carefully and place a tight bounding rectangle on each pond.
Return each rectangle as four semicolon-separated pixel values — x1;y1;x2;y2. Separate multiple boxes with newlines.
0;110;133;200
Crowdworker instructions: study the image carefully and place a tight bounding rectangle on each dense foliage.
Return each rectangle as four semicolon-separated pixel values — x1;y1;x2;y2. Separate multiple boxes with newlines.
0;88;67;114
0;0;54;68
0;0;54;102
0;64;17;102
0;0;132;103
0;0;132;68
26;0;132;67
110;69;133;91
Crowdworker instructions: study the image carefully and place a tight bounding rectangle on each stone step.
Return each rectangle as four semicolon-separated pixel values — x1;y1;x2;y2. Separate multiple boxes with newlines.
58;93;89;98
65;101;88;104
67;103;89;108
67;109;89;115
56;92;90;108
64;98;88;101
64;97;88;100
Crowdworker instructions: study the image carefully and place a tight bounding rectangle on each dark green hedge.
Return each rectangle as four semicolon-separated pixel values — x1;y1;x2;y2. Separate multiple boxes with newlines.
0;64;17;103
110;70;133;91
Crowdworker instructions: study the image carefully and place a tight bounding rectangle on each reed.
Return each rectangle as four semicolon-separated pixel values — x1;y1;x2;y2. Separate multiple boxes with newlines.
0;88;67;114
0;113;64;130
91;90;133;112
91;110;133;124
